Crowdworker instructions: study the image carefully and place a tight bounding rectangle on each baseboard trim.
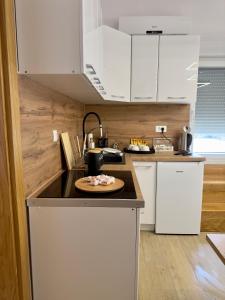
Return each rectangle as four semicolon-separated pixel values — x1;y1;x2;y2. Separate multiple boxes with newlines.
141;224;155;231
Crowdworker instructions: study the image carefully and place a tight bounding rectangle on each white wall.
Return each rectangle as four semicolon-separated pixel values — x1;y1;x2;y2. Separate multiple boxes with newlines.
102;0;225;57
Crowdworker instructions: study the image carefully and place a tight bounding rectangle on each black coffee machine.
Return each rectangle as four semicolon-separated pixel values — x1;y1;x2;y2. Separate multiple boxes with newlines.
86;150;104;175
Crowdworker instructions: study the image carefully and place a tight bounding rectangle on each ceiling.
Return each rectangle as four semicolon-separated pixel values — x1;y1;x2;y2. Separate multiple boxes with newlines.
102;0;225;57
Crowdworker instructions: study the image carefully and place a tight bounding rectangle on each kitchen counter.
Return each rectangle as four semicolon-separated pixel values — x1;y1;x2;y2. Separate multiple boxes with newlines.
27;152;205;209
100;152;205;201
27;169;145;208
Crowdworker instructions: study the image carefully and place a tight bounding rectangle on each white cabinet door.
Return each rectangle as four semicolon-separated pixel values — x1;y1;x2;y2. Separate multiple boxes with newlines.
131;36;159;102
156;162;204;234
101;26;131;102
29;207;138;300
133;162;156;225
157;35;200;104
15;0;81;74
82;0;104;92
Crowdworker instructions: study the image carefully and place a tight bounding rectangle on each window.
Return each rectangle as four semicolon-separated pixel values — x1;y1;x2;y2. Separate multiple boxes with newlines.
193;68;225;153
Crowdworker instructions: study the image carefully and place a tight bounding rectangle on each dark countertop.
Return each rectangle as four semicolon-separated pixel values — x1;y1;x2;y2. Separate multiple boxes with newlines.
26;152;205;209
27;169;144;208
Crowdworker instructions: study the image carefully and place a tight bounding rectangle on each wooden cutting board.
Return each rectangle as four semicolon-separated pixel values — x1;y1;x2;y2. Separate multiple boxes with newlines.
75;177;124;193
61;132;76;170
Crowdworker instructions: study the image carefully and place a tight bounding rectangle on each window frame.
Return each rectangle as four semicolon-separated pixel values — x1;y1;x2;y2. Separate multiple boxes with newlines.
194;57;225;163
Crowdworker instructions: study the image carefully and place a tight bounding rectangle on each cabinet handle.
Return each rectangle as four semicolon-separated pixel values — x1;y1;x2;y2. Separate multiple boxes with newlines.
135;166;152;169
167;97;187;100
134;96;153;100
92;77;101;84
85;64;96;75
176;170;184;173
111;95;125;99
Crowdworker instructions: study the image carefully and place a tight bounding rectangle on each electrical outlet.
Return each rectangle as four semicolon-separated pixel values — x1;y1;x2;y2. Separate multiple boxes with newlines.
52;130;59;142
155;125;167;133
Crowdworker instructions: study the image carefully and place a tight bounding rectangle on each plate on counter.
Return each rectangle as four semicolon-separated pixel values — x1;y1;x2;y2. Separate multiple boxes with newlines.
75;177;125;193
124;147;155;154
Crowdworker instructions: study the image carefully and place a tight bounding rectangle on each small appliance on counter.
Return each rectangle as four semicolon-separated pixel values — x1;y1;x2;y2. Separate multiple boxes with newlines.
86;149;104;175
176;126;193;156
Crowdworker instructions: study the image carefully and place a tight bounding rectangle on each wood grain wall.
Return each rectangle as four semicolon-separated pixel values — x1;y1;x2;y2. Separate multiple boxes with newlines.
19;76;84;197
85;104;190;149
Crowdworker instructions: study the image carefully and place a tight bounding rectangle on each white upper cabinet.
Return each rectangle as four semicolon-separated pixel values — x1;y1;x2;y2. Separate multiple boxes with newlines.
15;0;83;74
83;26;131;101
15;0;131;102
157;35;200;104
101;26;131;102
131;36;159;102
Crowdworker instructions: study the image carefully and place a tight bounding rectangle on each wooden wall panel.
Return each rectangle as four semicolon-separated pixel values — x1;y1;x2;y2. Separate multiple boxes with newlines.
85;104;190;149
19;76;84;197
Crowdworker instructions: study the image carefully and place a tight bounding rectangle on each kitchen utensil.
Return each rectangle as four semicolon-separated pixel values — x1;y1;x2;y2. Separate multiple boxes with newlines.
86;149;104;175
76;135;81;158
75;177;124;193
61;132;76;170
82;133;87;156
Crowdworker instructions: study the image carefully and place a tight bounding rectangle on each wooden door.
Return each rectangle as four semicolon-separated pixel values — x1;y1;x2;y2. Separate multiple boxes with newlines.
0;0;31;299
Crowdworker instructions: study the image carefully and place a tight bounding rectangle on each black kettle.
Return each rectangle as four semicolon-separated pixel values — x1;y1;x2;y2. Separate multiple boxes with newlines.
87;150;104;176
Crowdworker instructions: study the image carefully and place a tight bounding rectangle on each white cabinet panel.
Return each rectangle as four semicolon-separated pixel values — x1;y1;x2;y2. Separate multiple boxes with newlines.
15;0;81;74
82;0;104;92
157;35;200;104
156;162;204;234
82;0;102;34
29;207;138;300
101;26;131;102
133;162;156;225
84;26;131;101
131;36;158;102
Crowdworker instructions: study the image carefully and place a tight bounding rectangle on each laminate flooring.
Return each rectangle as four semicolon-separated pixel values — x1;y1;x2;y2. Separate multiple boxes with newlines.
139;232;225;300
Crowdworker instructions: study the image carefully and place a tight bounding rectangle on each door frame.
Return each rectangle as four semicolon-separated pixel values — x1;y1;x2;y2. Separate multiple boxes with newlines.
0;0;31;299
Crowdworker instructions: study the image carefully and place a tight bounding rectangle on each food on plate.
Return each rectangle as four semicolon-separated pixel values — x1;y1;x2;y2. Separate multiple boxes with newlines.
139;145;150;151
128;144;139;151
84;174;115;186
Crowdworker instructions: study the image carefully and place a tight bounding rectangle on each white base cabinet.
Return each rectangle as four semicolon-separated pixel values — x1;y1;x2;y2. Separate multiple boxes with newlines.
29;207;139;300
133;162;156;225
156;162;204;234
133;161;204;234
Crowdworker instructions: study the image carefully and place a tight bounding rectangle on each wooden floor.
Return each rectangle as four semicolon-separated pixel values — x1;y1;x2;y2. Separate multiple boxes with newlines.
207;234;225;265
139;232;225;300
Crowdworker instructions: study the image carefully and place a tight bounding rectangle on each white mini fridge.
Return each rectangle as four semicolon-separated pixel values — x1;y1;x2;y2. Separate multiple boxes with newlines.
156;162;204;234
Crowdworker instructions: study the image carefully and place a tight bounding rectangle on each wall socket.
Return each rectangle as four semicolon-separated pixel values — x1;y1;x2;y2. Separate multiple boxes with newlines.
155;125;167;133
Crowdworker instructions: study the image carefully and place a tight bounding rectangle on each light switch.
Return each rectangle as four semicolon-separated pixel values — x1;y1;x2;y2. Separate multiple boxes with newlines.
52;130;59;142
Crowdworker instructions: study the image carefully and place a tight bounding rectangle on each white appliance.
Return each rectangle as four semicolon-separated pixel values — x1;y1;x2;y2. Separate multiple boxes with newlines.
133;162;156;226
119;16;191;35
156;162;204;234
